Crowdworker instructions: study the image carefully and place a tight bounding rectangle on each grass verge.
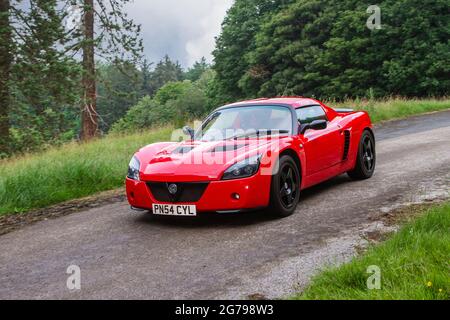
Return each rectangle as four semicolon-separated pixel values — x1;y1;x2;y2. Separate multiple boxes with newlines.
330;97;450;123
292;203;450;300
0;98;449;216
0;128;172;216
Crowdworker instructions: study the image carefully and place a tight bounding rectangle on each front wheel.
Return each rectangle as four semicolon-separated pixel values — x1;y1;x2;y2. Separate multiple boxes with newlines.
267;155;301;217
348;130;376;180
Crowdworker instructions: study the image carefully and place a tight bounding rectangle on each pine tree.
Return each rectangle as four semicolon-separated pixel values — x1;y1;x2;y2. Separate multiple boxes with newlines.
64;0;143;140
10;0;81;152
148;55;184;95
0;0;11;156
185;57;209;82
96;61;143;131
81;0;96;139
140;58;153;96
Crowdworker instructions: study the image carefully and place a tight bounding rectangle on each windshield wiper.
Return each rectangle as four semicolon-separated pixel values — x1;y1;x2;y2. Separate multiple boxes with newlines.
227;129;290;140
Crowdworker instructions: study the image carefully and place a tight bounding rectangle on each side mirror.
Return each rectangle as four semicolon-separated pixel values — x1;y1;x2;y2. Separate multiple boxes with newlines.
299;120;327;135
183;126;195;140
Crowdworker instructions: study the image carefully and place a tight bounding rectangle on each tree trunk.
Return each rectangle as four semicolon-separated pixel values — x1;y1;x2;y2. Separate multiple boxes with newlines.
0;0;11;155
81;0;97;140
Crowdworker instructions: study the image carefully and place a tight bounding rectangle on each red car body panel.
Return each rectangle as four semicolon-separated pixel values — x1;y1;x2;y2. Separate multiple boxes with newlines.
126;97;373;212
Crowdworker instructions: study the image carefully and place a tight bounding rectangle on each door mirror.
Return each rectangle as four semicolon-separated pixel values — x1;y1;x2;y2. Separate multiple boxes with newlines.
299;120;328;135
182;126;195;140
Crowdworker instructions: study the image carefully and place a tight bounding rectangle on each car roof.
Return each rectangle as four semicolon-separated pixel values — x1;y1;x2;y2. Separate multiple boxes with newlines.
221;97;322;109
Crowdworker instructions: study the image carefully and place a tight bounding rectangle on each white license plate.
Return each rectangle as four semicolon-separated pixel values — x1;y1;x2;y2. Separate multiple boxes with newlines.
152;204;197;216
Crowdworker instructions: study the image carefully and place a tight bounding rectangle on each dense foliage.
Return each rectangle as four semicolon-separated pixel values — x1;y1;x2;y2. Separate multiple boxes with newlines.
211;0;292;105
1;0;144;155
111;75;210;133
96;62;143;132
212;0;450;102
1;0;449;157
3;0;81;154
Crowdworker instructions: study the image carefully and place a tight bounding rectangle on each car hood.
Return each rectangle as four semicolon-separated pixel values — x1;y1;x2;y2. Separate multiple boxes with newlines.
139;139;280;182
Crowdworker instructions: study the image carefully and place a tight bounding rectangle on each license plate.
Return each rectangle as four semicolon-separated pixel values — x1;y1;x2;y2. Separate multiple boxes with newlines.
152;204;197;216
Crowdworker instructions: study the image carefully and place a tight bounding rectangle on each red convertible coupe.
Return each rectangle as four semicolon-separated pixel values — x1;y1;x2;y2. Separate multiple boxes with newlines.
126;97;376;217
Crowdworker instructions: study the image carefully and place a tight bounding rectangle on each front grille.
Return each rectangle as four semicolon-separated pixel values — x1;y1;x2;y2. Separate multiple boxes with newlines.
147;182;209;203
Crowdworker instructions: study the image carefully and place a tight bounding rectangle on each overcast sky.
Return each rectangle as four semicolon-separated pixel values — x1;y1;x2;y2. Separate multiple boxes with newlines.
125;0;234;68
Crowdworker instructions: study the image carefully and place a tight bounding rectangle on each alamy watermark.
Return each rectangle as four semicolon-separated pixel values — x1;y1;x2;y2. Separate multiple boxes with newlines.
66;265;81;290
367;5;382;30
367;265;381;290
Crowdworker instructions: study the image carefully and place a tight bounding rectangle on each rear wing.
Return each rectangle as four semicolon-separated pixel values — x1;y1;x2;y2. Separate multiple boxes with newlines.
333;108;354;113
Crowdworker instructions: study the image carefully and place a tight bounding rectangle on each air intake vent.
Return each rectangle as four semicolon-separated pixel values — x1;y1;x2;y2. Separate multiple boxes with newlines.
343;130;350;160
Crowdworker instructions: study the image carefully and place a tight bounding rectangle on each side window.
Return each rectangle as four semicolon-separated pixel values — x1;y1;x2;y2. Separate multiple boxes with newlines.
296;105;328;124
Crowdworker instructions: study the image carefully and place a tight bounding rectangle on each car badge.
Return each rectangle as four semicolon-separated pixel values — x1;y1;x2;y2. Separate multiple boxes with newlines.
168;183;178;195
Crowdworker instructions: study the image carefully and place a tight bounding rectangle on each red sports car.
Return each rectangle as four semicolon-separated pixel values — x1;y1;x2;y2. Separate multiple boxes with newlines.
126;97;376;217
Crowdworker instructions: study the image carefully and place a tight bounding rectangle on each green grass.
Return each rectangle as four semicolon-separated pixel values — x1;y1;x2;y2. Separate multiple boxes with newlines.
0;98;449;216
0;127;173;215
292;203;450;300
330;97;450;123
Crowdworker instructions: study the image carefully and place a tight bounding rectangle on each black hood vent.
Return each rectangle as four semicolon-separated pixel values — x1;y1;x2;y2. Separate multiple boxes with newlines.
172;146;195;155
210;144;247;153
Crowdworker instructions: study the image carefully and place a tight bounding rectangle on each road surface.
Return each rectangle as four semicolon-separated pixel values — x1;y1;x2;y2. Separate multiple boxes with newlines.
0;110;449;299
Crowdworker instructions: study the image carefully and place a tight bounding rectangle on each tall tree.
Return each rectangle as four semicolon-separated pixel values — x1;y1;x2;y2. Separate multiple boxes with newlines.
65;0;143;140
81;0;96;139
0;0;11;155
139;58;153;96
9;0;81;152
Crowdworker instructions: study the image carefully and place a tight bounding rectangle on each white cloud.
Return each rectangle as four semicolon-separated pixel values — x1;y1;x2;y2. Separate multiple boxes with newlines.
185;1;233;66
126;0;233;68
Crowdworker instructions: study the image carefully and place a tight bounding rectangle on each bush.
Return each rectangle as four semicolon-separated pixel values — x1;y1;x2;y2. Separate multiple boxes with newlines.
110;96;171;132
111;79;209;133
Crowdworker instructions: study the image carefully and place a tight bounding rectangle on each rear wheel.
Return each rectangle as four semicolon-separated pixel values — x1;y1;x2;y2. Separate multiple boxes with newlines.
348;130;376;180
267;155;301;217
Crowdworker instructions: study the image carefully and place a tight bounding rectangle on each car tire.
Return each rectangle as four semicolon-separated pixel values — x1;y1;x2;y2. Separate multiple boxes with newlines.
267;155;301;217
347;130;376;180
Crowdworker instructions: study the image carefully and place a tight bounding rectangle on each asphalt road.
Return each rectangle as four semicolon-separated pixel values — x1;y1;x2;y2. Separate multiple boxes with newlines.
1;111;449;300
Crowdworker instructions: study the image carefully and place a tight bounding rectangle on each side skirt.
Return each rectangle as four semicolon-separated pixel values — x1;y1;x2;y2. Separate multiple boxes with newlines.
302;161;354;189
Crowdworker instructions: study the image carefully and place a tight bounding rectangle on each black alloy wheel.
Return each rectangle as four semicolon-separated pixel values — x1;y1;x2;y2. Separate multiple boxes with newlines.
268;155;301;217
348;130;376;180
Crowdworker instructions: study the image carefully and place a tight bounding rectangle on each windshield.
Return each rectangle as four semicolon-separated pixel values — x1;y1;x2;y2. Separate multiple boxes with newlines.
195;105;293;141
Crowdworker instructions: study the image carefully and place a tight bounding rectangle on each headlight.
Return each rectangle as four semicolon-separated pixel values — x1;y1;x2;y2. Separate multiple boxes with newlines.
222;155;261;180
127;156;141;181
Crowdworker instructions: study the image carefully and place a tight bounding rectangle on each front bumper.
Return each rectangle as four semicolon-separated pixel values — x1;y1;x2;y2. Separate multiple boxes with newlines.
125;173;271;213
